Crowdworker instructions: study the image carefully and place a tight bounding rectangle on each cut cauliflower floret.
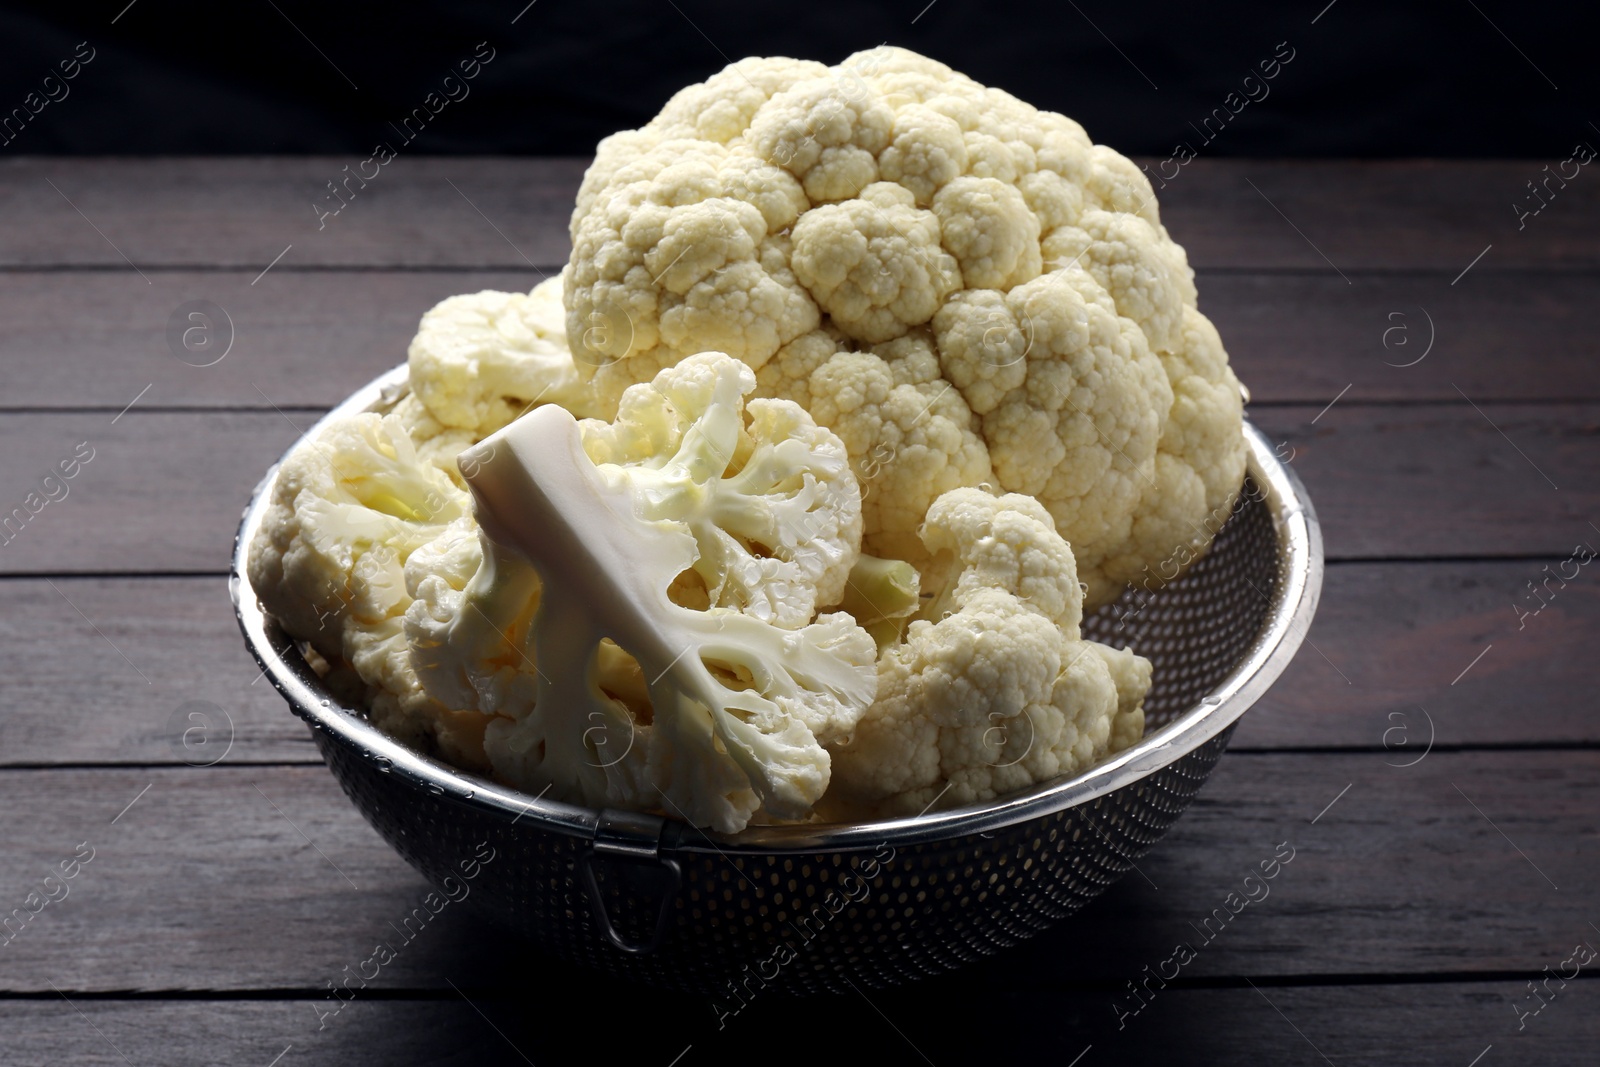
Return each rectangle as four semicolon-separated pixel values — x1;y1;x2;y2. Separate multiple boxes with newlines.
247;413;492;769
404;521;541;721
824;488;1150;818
407;275;600;437
579;352;863;626
453;352;877;832
248;413;468;653
387;393;477;486
564;45;1247;610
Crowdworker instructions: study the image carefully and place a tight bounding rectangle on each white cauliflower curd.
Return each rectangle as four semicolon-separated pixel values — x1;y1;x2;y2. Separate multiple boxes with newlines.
248;46;1254;830
565;46;1245;608
823;489;1148;818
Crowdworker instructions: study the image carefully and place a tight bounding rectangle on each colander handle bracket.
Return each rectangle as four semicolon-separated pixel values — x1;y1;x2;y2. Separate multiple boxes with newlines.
576;809;682;955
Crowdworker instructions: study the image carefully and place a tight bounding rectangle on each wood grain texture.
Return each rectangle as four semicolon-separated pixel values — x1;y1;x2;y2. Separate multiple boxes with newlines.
0;154;1596;1063
1234;560;1600;749
0;411;300;574
0;577;317;766
0;157;586;270
2;979;1593;1067
0;270;541;411
0;753;1590;992
2;405;1595;574
1;559;1593;768
1249;403;1600;560
1205;272;1600;404
1152;159;1600;272
1;269;1596;409
4;158;1598;271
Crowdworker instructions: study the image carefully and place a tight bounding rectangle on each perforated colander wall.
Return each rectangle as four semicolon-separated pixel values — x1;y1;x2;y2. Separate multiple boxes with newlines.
313;479;1280;996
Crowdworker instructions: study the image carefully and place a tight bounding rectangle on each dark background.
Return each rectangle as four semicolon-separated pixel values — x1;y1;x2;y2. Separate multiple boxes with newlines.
0;1;1593;158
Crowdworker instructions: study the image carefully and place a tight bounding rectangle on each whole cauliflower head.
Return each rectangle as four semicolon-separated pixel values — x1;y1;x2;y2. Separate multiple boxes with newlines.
823;487;1150;818
565;46;1245;608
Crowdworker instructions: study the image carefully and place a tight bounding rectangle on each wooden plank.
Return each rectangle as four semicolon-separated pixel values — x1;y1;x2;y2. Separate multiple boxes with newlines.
1233;560;1600;750
1;270;1596;409
1155;160;1600;273
1206;272;1600;404
2;979;1594;1066
3;158;1599;271
0;577;316;766
0;270;541;411
0;1001;528;1067
3;405;1596;574
2;560;1593;768
1249;403;1600;560
0;753;1590;991
980;982;1598;1067
0;157;584;270
0;411;300;575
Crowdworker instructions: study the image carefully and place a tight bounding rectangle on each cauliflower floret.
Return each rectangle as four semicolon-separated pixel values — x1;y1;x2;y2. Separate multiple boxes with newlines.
824;488;1150;818
758;329;992;570
937;268;1172;606
1101;307;1247;595
790;181;961;343
247;414;492;769
564;46;1247;610
442;352;877;832
408;275;601;438
386;393;477;486
404;521;540;721
579;352;863;626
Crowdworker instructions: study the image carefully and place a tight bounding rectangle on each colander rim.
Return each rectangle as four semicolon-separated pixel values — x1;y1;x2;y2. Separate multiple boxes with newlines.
232;363;1323;855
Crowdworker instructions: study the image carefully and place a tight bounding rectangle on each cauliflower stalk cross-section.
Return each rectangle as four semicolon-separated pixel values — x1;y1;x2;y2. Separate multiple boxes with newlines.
461;352;878;832
565;45;1246;609
824;488;1151;818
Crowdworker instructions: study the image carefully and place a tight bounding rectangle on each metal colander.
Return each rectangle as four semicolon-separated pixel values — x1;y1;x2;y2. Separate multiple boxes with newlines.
232;365;1322;996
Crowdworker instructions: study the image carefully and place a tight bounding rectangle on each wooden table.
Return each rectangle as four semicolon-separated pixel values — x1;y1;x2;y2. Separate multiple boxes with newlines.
1;157;1595;1065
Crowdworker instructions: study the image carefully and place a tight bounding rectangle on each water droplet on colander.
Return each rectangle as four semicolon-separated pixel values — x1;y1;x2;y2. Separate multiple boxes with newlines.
426;781;445;796
463;790;475;800
1200;695;1222;706
374;756;393;773
319;699;331;708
